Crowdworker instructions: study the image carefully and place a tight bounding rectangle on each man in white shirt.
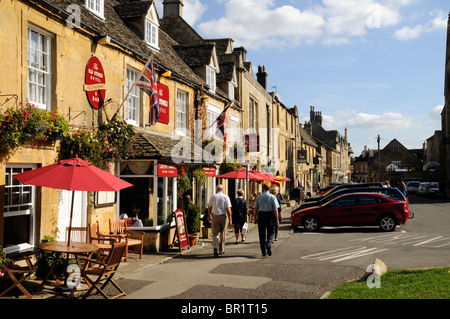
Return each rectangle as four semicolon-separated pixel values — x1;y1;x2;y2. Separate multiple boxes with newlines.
208;184;232;257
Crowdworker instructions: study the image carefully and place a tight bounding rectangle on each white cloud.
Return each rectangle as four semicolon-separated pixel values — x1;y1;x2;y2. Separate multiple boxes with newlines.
197;0;325;49
195;0;418;49
183;0;207;26
323;110;413;131
429;104;444;120
393;10;447;41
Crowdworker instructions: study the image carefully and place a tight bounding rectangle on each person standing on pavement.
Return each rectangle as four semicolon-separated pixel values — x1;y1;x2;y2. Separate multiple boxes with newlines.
254;183;280;257
208;184;232;257
231;189;249;244
272;187;283;241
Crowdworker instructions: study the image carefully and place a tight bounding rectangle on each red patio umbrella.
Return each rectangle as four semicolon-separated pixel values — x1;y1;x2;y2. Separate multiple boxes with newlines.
13;157;133;246
216;168;262;180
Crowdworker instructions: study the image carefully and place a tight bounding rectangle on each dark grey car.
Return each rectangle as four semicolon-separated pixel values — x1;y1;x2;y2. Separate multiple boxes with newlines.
292;186;408;215
304;182;384;203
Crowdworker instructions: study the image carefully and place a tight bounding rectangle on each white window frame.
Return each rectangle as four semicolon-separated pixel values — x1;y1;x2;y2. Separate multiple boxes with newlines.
85;0;104;19
27;26;52;111
228;82;235;101
145;18;159;51
206;66;216;93
176;90;188;136
207;103;222;138
3;164;37;254
229;114;240;144
125;67;140;126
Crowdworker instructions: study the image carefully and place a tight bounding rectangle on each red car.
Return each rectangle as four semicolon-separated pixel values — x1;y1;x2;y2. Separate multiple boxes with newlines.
291;193;411;232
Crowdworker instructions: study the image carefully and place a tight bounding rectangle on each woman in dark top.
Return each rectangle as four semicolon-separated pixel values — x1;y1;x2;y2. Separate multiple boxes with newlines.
231;189;249;243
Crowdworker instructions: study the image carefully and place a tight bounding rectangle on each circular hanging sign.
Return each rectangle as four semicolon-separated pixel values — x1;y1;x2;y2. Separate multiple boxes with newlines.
84;56;106;110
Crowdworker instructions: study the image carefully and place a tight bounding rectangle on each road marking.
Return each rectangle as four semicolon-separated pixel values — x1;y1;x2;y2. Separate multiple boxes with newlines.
302;246;389;263
351;234;450;248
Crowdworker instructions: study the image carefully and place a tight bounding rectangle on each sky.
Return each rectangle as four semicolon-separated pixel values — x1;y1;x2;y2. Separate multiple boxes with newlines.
155;0;448;156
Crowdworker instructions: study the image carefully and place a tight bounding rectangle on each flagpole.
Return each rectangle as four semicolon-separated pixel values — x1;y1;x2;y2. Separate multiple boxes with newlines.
206;101;233;131
112;52;154;120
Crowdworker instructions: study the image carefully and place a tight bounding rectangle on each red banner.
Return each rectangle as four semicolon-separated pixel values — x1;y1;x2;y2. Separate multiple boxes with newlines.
157;164;177;177
202;167;216;177
157;82;169;124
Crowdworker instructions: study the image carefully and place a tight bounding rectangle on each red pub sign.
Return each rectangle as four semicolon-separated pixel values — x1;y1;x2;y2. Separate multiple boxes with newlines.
157;164;177;177
157;82;169;124
84;56;106;110
202;167;216;177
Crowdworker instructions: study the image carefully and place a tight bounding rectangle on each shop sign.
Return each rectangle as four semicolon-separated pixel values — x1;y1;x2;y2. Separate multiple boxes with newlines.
297;149;307;163
174;209;189;252
202;167;216;177
84;56;106;110
157;82;169;124
157;164;177;177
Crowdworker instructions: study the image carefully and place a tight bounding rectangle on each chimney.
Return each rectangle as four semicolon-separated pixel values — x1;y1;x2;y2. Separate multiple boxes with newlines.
163;0;183;18
256;65;268;89
310;106;322;126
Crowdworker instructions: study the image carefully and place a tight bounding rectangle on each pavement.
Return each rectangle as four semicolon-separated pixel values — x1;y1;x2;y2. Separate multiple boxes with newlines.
0;201;298;300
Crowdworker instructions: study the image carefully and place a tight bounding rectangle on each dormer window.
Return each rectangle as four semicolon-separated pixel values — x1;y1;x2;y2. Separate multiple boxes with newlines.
145;18;159;50
206;66;216;93
86;0;104;19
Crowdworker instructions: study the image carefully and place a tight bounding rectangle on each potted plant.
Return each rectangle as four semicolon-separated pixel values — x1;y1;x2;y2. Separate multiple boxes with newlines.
186;203;201;247
0;245;11;278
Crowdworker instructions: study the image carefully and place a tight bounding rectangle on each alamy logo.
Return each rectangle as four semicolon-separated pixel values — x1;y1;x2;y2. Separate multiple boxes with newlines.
366;264;381;289
66;4;81;29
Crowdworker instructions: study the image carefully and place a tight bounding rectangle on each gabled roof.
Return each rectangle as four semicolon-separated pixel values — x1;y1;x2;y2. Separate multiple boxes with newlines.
216;61;236;83
114;0;155;19
31;0;204;87
299;126;318;148
174;44;218;69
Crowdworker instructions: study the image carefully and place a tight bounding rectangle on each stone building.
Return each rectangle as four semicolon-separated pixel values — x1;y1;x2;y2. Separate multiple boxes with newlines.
303;106;353;185
0;0;232;253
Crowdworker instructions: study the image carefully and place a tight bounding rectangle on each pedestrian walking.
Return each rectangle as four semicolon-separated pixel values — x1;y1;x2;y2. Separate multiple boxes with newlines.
231;189;249;244
254;183;280;257
208;184;232;257
383;180;390;188
397;181;408;197
271;187;283;241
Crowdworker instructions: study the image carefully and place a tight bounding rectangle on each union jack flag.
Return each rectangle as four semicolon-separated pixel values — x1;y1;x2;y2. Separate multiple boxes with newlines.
137;58;159;125
215;102;232;142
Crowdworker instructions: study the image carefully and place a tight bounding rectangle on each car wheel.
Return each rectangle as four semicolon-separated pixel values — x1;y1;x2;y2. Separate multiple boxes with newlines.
303;215;320;232
379;215;396;232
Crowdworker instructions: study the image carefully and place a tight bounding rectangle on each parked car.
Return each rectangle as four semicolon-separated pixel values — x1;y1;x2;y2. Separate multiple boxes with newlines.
291;186;408;215
291;193;411;232
417;182;430;196
304;182;384;203
427;182;444;197
405;181;420;195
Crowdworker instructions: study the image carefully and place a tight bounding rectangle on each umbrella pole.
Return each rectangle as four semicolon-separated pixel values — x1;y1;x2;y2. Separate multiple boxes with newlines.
67;191;75;247
246;164;249;205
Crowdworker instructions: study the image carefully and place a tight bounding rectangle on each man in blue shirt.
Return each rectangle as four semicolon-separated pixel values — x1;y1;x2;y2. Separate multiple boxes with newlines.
254;183;280;256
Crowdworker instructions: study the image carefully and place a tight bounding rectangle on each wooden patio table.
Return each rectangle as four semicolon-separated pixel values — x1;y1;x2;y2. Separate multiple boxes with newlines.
37;241;98;294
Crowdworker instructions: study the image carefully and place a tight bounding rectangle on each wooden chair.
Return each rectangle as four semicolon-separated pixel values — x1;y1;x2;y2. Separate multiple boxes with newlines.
109;219;144;261
88;222;122;260
0;254;36;299
78;241;127;299
66;226;88;243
